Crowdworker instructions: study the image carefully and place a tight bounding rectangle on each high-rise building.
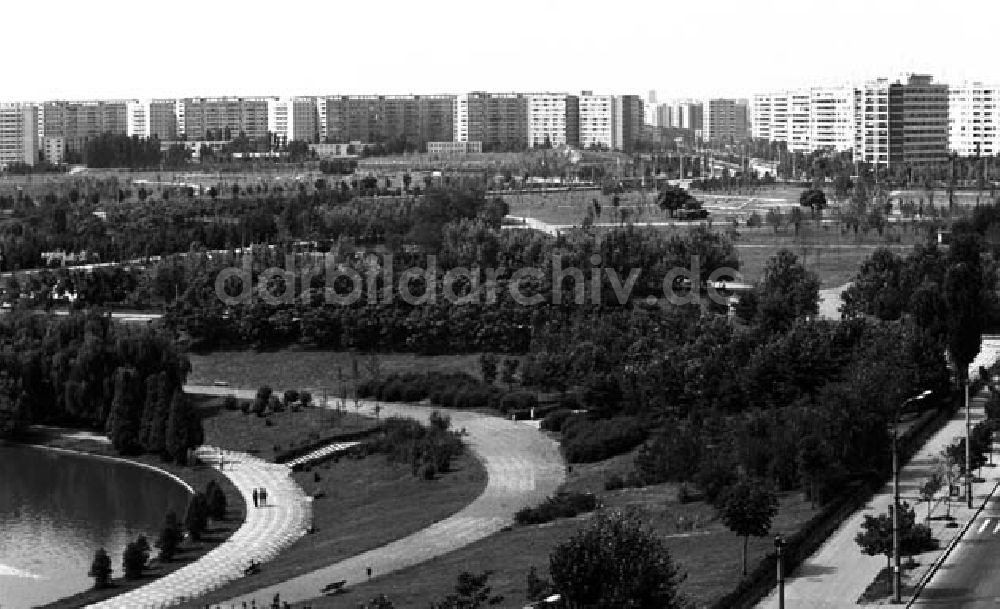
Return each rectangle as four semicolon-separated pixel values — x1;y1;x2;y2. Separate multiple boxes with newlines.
179;97;273;140
889;74;949;166
614;95;643;152
321;95;453;148
855;78;892;165
670;100;703;131
578;92;616;149
0;103;39;167
42;100;131;152
527;93;578;148
656;104;672;130
809;87;856;152
703;98;748;143
454;92;529;151
950;82;1000;157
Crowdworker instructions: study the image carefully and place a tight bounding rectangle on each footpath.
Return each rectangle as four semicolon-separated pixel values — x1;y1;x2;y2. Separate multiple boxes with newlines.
87;447;311;608
176;389;566;609
757;339;1000;608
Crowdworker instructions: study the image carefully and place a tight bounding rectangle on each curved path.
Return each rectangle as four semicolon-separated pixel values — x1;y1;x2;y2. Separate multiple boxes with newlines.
88;447;311;608
185;385;566;608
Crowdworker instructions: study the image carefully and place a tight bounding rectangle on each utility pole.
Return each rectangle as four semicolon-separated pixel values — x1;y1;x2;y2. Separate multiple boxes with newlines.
893;417;901;604
775;535;785;609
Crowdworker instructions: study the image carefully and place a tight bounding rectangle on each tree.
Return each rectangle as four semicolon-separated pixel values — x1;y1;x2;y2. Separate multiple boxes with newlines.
716;479;779;577
657;185;698;217
944;236;984;386
184;492;210;541
165;390;204;464
479;353;498;385
919;471;944;520
432;571;504;608
205;479;228;520
109;367;142;455
549;509;687;608
156;510;183;561
753;249;820;333
799;188;827;213
254;385;272;416
855;501;936;570
501;358;519;389
88;548;112;588
122;536;150;579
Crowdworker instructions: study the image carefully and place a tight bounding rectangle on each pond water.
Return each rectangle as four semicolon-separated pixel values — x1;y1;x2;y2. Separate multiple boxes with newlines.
0;444;190;608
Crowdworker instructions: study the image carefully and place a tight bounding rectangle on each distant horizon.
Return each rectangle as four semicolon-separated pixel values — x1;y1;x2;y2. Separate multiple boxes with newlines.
5;0;1000;102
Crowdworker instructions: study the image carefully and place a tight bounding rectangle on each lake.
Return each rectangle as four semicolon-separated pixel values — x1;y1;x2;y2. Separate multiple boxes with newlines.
0;444;191;608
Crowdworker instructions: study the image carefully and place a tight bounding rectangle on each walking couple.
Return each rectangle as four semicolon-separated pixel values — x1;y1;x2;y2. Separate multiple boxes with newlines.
252;486;268;508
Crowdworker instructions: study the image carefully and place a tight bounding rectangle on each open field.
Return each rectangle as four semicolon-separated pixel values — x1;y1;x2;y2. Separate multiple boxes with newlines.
187;349;482;395
303;453;817;608
21;431;246;609
196;396;378;462
181;449;488;607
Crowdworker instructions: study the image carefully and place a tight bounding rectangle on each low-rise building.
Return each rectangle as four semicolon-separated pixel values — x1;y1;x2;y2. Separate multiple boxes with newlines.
427;141;482;154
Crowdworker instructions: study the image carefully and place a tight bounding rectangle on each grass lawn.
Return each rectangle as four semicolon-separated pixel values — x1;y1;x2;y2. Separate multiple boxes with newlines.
298;449;818;609
22;432;246;609
181;450;488;607
196;395;378;462
187;349;483;395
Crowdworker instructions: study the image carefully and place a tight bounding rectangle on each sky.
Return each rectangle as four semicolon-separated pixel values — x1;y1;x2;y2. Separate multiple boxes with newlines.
3;0;1000;102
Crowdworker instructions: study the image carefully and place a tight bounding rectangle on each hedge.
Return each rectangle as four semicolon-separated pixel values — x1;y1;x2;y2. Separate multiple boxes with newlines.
514;492;599;525
561;415;647;463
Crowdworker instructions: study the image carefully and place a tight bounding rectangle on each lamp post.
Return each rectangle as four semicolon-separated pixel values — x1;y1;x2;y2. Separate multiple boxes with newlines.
774;534;785;609
894;389;932;604
966;380;973;509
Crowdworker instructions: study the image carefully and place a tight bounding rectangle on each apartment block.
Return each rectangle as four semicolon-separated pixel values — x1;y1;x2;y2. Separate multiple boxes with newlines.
655;104;672;129
670;100;703;131
950;83;1000;157
888;75;949;166
703;98;748;143
527;93;577;148
320;95;454;148
578;92;616;149
179;97;273;140
41;100;130;152
809;87;856;152
614;95;643;152
0;103;39;167
43;136;65;165
454;92;529;151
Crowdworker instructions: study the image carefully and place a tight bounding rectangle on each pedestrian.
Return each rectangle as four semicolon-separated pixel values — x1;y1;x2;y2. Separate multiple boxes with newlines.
366;566;372;580
260;487;267;506
252;488;259;508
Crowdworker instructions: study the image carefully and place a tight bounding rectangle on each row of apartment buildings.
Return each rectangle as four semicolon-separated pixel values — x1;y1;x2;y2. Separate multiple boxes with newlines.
753;75;996;167
0;92;654;167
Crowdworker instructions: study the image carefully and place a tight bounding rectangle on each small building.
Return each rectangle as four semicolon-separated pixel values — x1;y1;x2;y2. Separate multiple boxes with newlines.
427;141;482;154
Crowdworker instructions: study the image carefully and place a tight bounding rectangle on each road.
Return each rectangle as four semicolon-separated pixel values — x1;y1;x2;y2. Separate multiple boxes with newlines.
912;486;1000;608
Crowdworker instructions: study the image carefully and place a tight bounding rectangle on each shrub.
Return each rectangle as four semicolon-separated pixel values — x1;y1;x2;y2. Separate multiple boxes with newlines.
561;416;647;463
223;395;240;411
383;380;405;402
541;409;575;432
500;391;537;414
89;548;112;588
422;461;437;480
514;492;599;525
122;537;149;580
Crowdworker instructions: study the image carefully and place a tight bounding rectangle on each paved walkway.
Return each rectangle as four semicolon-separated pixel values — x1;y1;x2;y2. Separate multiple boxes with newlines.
757;339;1000;609
88;447;311;608
284;440;362;469
185;386;566;609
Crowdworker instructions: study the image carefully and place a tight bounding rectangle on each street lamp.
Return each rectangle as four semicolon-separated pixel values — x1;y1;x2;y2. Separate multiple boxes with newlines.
774;534;785;609
893;389;932;604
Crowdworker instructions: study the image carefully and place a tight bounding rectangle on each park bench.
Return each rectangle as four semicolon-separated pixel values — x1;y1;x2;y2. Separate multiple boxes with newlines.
321;580;347;595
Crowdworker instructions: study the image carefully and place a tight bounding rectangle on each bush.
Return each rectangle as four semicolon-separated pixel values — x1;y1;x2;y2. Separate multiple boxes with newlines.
561;416;647;463
541;408;575;432
500;391;537;414
514;492;599;525
223;395;240;411
122;536;149;579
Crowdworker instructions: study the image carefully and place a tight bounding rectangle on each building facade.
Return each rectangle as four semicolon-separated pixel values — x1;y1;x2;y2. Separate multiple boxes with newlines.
703;98;748;143
0;104;39;166
41;100;130;152
454;92;529;151
321;95;453;149
614;95;643;152
809;87;856;152
179;97;273;141
527;93;577;148
578;92;615;149
950;82;1000;157
427;140;482;154
889;74;949;166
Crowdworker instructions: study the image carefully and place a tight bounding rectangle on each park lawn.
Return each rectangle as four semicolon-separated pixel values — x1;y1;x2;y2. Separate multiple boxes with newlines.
186;349;483;395
298;447;818;609
181;450;488;607
196;395;377;462
24;431;246;609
